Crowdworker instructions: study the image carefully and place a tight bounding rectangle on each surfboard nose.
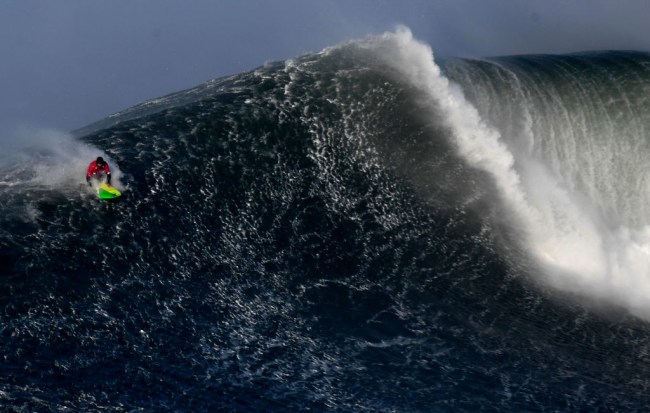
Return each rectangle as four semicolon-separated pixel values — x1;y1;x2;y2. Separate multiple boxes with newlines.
98;183;121;199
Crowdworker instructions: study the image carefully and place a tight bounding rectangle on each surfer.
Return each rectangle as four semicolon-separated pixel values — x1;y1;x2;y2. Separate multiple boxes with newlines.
86;156;112;186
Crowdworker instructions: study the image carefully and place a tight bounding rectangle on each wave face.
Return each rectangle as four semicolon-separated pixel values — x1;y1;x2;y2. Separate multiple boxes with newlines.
3;29;650;411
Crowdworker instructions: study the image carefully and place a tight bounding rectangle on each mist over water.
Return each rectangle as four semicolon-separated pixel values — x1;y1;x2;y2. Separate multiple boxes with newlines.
0;126;122;193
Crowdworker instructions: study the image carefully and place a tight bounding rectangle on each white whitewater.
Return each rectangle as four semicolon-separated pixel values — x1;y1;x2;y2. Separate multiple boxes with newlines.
368;27;650;319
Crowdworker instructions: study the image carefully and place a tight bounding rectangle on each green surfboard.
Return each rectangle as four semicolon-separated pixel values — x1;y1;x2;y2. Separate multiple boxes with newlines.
98;183;121;200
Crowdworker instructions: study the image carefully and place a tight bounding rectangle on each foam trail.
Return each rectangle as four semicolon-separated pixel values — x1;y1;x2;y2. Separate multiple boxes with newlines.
370;28;650;319
0;125;122;191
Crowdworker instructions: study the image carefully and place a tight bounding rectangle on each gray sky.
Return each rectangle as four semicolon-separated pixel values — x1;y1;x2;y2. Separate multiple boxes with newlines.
2;0;650;134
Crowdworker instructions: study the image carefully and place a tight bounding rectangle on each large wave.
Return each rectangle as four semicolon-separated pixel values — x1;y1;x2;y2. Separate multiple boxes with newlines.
325;27;650;319
443;42;650;317
2;28;650;412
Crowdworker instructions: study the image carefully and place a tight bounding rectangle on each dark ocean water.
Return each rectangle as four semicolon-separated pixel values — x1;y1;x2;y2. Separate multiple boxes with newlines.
3;29;650;412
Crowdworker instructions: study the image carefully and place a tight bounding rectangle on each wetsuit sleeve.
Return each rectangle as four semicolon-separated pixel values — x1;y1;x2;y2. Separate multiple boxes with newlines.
86;162;96;184
86;162;95;178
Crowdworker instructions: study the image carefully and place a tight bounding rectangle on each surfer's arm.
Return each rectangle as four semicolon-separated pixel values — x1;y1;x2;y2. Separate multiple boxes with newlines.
103;164;112;184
